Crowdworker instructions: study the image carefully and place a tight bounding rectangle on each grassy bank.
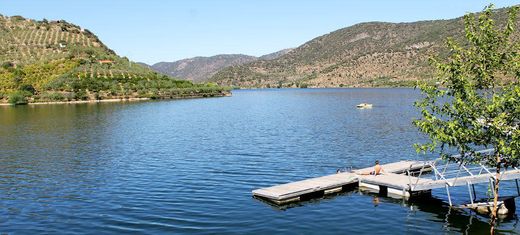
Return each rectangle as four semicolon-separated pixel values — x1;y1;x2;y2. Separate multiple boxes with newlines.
2;86;232;105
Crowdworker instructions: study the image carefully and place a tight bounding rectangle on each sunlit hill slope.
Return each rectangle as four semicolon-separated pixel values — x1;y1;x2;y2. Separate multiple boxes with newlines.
0;15;229;104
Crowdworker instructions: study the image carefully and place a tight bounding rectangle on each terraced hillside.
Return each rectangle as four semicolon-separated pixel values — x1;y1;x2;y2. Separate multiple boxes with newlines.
0;15;229;104
211;7;517;88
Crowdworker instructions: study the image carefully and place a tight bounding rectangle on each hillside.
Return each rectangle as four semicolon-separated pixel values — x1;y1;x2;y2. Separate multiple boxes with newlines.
151;54;257;82
0;15;229;104
149;49;292;82
211;8;517;88
258;48;294;60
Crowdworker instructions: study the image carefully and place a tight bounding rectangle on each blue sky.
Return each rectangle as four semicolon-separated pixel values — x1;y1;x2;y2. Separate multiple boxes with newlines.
1;0;518;64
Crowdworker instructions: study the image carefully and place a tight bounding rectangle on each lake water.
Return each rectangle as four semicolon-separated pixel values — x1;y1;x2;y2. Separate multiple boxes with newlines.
1;88;520;234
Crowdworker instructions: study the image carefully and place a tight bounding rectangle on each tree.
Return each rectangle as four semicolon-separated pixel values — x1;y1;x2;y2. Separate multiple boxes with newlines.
19;84;36;95
413;5;520;234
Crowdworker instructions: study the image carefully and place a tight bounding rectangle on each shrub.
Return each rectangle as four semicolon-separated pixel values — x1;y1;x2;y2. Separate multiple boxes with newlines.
8;91;29;105
74;90;88;100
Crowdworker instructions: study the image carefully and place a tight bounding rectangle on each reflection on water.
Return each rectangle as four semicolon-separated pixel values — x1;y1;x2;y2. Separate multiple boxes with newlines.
372;196;380;207
255;183;519;234
1;89;520;234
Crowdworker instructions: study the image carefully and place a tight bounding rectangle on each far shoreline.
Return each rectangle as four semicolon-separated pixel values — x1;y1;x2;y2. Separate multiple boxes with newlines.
0;92;232;106
231;86;417;90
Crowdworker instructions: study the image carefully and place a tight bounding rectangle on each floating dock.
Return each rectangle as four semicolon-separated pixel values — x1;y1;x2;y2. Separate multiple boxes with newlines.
358;172;433;198
253;160;430;204
253;152;520;211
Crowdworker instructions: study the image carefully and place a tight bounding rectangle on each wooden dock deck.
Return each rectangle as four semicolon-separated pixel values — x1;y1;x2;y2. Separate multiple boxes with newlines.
252;172;358;204
354;160;431;175
253;160;430;204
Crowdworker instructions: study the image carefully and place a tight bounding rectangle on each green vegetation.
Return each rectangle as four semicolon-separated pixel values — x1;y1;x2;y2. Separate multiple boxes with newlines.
0;15;230;104
211;6;519;88
357;76;422;87
8;90;29;104
413;5;520;233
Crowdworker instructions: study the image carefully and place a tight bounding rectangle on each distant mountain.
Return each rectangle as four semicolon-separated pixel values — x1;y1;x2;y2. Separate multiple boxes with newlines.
210;7;517;88
0;14;229;104
150;49;292;82
151;54;256;82
259;48;294;60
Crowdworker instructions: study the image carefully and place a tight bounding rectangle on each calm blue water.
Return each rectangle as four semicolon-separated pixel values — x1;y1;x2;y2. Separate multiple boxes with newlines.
1;88;519;234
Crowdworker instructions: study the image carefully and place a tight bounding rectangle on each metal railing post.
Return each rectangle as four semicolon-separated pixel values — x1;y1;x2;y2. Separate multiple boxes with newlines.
516;179;520;196
407;169;412;190
414;162;428;186
445;184;452;207
472;184;477;201
461;164;474;176
467;182;474;205
489;178;496;198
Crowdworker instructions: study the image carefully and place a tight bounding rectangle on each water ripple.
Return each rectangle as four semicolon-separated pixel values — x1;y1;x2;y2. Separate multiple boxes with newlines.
1;89;519;234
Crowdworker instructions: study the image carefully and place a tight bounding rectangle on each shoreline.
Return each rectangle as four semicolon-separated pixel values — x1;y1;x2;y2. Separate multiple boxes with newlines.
232;86;417;90
0;92;231;106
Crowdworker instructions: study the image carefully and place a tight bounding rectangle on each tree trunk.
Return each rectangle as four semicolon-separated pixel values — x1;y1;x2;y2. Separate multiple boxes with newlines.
490;155;501;235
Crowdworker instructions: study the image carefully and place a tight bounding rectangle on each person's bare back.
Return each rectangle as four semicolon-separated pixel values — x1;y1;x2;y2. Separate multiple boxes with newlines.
360;160;384;175
374;161;383;175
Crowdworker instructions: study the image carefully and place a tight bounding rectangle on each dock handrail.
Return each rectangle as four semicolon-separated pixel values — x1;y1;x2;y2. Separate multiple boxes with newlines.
407;160;436;191
407;149;500;192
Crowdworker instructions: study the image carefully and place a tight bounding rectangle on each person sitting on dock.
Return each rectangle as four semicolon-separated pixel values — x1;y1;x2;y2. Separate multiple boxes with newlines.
361;160;384;176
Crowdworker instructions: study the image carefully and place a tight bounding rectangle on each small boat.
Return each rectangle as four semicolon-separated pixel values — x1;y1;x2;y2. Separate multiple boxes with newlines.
356;103;373;109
